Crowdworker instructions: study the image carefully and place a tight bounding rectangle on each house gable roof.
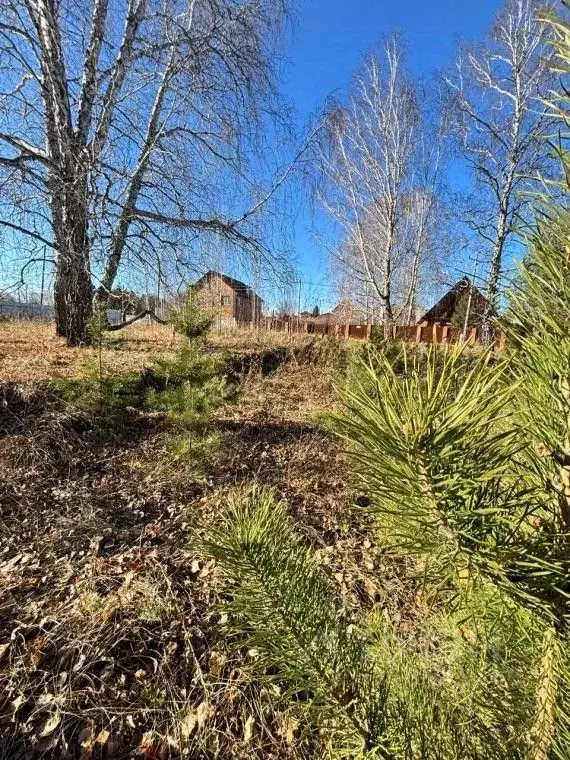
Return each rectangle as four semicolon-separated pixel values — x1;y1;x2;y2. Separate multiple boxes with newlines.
418;278;488;324
194;270;263;300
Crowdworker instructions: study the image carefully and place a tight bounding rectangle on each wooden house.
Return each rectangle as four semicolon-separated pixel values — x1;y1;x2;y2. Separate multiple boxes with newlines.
192;270;263;329
417;278;489;327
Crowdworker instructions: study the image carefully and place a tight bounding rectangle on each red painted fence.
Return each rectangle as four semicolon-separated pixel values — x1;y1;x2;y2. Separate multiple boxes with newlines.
259;319;497;346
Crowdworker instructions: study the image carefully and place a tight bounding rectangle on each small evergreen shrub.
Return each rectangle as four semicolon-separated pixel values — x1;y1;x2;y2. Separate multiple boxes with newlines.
147;375;226;426
55;302;228;426
169;292;213;340
148;340;228;425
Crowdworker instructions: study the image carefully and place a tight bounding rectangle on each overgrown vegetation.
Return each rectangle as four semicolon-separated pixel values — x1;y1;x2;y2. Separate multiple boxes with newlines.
3;12;570;760
199;18;570;760
1;316;358;757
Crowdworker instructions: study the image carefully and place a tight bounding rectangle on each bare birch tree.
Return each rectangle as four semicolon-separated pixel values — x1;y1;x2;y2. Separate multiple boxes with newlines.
0;0;292;344
398;110;449;324
446;0;557;338
316;37;447;330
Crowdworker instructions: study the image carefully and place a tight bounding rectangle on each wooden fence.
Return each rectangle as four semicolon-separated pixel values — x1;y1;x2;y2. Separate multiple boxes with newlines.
260;319;496;346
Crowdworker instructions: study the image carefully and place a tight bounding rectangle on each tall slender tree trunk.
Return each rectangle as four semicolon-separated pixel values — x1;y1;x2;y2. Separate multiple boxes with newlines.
52;179;93;345
481;204;509;345
382;217;395;339
405;245;421;325
480;58;521;347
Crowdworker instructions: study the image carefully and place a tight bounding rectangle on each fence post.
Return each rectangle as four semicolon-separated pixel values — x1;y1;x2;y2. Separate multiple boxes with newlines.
344;322;350;339
470;327;477;344
442;325;450;343
415;324;422;343
366;323;372;340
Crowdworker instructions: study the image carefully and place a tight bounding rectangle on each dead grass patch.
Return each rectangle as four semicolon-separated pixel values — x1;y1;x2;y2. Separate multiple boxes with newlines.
0;320;179;383
0;329;413;758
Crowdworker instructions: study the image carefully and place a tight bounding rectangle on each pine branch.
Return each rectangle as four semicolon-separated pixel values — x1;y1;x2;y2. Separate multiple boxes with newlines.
199;487;391;756
332;346;523;586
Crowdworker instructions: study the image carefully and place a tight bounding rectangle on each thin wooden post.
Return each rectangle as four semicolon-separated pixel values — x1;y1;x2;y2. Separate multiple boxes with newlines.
366;323;372;340
442;325;450;343
415;324;422;343
344;322;350;339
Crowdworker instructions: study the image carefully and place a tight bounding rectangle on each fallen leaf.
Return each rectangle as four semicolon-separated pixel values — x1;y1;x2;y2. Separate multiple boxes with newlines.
38;711;61;738
0;642;9;663
10;695;26;720
135;730;165;758
363;578;379;600
179;710;197;740
243;714;255;744
122;570;135;589
95;729;110;745
195;700;211;728
179;700;211;741
277;714;298;744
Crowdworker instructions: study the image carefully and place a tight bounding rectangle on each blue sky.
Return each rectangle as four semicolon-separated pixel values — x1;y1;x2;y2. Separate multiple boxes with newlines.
279;0;502;310
0;0;504;309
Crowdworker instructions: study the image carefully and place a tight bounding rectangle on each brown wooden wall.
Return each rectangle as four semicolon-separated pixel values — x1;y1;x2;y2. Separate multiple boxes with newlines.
193;274;235;322
193;273;262;326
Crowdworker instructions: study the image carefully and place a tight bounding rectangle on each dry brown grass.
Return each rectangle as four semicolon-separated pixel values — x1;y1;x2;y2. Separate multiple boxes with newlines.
0;320;331;385
0;323;399;759
208;329;316;353
0;320;180;383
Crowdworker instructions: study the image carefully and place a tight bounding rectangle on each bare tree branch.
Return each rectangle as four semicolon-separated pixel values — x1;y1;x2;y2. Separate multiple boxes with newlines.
446;0;557;338
0;0;294;344
0;219;56;248
106;308;168;330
